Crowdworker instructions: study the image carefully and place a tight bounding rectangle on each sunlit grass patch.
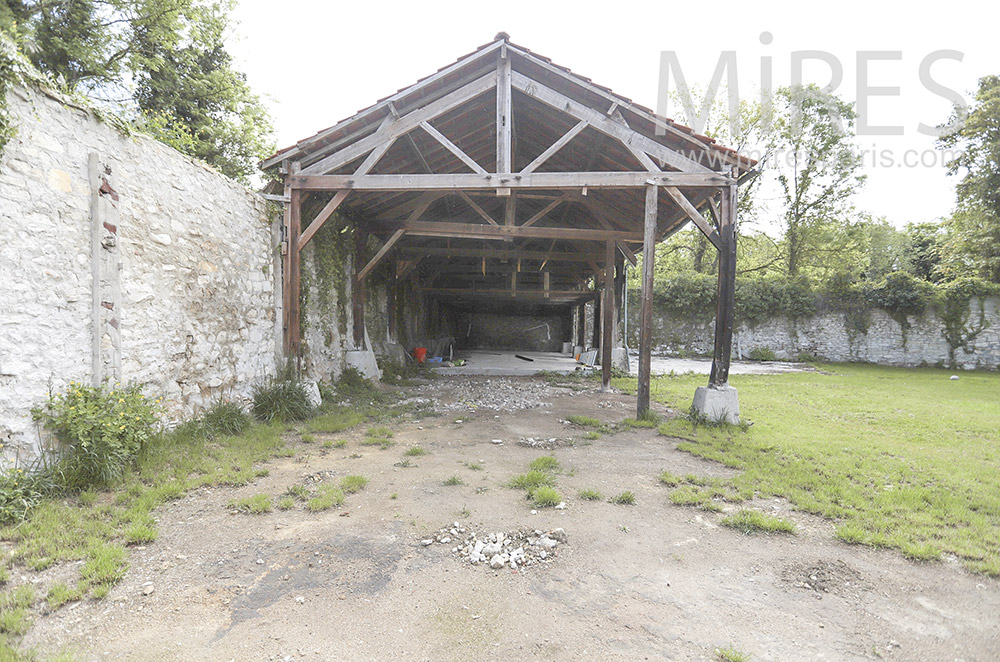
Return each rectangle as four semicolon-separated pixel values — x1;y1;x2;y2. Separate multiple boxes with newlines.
721;509;795;535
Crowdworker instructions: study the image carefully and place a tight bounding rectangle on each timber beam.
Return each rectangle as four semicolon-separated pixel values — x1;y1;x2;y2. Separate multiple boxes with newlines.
287;171;733;192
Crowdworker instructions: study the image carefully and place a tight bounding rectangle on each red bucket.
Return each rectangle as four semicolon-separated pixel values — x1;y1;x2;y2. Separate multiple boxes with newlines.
413;347;427;363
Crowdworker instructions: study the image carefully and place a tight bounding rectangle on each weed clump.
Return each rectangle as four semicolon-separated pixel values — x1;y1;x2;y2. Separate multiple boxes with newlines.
609;491;636;505
251;368;314;423
531;486;562;508
721;509;795;535
32;382;162;491
202;401;251;437
227;494;272;514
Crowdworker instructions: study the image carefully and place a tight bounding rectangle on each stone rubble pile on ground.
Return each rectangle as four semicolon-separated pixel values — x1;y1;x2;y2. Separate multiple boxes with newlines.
516;436;574;449
420;523;568;571
410;377;556;412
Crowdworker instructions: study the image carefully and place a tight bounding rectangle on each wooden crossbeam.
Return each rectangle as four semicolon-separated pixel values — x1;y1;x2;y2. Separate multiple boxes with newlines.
510;71;713;174
358;229;406;281
369;219;641;242
520;120;588;174
521;194;569;227
420;121;487;175
664;186;721;249
301;73;496;175
289;171;732;191
420;287;596;302
398;247;604;262
457;191;499;225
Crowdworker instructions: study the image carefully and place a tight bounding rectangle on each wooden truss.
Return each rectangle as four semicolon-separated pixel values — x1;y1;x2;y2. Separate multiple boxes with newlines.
268;34;754;417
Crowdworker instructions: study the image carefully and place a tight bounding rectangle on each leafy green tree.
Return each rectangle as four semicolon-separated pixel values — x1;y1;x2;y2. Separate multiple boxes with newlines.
769;85;866;277
904;221;944;283
938;75;1000;282
0;0;272;182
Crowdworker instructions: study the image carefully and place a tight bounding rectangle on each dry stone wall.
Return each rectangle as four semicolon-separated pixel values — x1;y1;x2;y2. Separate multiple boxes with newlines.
627;295;1000;369
0;85;282;458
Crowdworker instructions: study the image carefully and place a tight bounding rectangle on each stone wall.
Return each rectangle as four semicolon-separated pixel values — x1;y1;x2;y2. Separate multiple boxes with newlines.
0;85;281;458
626;294;1000;370
446;303;573;353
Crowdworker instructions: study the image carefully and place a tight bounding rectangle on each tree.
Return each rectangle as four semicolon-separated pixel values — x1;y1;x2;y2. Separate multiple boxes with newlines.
769;85;866;277
905;221;944;282
0;0;272;182
937;75;1000;282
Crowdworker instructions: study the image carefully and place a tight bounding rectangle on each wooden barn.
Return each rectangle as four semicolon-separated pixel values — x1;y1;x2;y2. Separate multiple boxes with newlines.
262;33;756;420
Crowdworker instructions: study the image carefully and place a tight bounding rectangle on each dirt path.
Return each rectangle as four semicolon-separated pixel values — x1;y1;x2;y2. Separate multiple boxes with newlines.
25;377;1000;661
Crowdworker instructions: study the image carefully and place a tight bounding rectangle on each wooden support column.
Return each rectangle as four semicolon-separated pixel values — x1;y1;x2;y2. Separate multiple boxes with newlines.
637;184;658;417
576;303;586;348
387;257;398;344
601;239;615;391
352;229;367;350
285;187;303;361
709;181;738;387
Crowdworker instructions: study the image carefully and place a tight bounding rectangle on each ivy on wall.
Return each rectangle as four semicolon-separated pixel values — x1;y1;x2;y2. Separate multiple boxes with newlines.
633;272;999;363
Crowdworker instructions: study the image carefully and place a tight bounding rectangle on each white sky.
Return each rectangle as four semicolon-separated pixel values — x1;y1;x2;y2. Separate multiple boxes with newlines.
227;0;998;230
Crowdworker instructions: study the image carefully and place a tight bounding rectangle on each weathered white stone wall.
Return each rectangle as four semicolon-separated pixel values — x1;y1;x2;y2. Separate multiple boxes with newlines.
627;295;1000;370
0;85;281;458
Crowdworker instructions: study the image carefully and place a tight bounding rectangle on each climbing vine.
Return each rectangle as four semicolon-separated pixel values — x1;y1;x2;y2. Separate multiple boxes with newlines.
936;277;998;366
300;210;350;347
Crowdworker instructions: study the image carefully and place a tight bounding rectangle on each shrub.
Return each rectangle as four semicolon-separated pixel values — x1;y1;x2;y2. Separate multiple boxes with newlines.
33;383;162;491
747;347;776;362
251;376;314;423
0;469;51;525
203;401;252;437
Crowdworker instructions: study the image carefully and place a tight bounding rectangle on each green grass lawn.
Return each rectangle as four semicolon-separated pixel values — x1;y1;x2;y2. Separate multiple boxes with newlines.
613;364;1000;575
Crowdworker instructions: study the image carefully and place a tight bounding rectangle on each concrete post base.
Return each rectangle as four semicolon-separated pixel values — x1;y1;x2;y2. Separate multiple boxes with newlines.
692;385;740;425
345;349;382;381
611;347;630;374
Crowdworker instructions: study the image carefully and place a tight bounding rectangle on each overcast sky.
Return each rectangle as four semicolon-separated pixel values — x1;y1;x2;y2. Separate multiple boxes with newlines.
227;0;997;231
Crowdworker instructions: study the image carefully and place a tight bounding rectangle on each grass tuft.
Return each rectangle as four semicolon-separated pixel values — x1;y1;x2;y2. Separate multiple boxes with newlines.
578;488;603;501
531;486;562;508
566;415;602;427
403;446;427;457
227;494;272;514
306;485;345;512
339;475;368;494
609;491;637;506
715;645;752;662
442;476;464;486
507;470;556;493
529;456;560;473
721;510;795;535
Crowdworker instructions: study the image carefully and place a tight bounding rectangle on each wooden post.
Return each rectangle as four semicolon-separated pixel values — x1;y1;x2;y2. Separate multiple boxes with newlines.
387;257;398;344
576;303;586;348
637;184;658;417
601;239;615;391
286;187;302;361
496;44;512;195
709;181;738;386
352;228;367;350
592;297;601;350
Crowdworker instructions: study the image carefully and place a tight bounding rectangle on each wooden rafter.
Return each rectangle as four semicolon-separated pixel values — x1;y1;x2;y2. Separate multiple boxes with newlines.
301;73;496;176
510;71;712;174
